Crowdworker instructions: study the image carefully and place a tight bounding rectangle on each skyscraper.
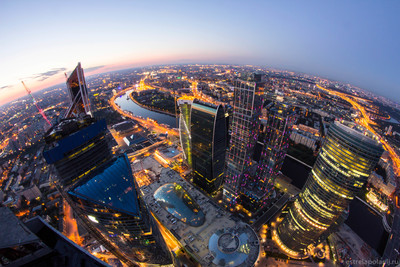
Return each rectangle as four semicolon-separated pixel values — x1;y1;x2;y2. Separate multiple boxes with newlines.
275;121;383;256
43;64;173;266
241;100;294;211
65;62;91;118
68;154;172;265
178;97;194;168
43;116;112;186
191;100;227;194
223;74;264;208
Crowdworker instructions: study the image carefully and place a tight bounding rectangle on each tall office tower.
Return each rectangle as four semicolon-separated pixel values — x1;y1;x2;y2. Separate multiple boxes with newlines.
242;100;294;211
178;97;194;168
191;100;227;194
0;207;107;267
65;62;91;118
223;74;264;208
43;116;112;186
43;63;173;265
44;118;173;266
68;154;172;265
276;121;383;256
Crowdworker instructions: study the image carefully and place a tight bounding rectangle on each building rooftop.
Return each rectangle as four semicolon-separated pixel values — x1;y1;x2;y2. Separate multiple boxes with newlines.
112;120;136;133
0;207;39;249
335;120;381;146
141;162;260;266
69;154;140;216
0;207;107;267
154;183;205;227
209;224;260;267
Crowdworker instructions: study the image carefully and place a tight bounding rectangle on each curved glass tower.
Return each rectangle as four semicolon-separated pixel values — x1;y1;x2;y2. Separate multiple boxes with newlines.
276;121;383;255
191;100;227;194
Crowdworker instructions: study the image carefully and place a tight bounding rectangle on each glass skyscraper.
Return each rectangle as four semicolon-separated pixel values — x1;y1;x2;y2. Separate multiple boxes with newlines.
223;75;263;208
43;64;173;266
65;62;92;118
43;116;112;186
275;121;383;256
68;154;172;265
44;118;173;266
191;100;227;194
178;97;194;168
242;101;294;211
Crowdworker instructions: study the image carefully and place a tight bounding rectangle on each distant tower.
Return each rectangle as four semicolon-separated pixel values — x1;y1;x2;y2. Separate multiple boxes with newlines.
223;74;264;208
242;100;294;211
275;121;383;256
65;62;91;118
191;100;227;194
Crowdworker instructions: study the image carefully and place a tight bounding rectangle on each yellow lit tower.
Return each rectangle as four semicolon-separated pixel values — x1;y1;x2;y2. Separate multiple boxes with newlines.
275;120;383;257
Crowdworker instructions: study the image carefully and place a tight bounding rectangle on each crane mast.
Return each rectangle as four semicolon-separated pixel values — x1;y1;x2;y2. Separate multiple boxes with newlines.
22;81;52;126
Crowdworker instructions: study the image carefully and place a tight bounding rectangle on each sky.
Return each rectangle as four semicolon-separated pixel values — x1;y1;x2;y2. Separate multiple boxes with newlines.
0;0;399;106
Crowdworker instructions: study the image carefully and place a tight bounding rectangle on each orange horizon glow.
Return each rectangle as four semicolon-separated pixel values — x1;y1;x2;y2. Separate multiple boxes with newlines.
0;52;228;107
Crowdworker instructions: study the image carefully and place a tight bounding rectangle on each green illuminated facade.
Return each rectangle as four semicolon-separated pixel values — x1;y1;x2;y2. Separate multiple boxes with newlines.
178;98;193;167
276;121;383;254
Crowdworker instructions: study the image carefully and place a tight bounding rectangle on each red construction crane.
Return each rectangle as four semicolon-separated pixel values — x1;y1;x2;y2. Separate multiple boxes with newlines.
22;81;52;126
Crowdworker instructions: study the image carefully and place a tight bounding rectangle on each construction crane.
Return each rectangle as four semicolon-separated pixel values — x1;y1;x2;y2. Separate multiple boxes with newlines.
22;81;52;126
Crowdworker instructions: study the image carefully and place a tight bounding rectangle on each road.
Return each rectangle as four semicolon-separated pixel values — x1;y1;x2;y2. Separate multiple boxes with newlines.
316;84;400;176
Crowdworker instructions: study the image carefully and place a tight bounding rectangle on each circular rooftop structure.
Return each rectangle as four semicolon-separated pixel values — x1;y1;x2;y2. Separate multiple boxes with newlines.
154;183;205;227
208;224;260;267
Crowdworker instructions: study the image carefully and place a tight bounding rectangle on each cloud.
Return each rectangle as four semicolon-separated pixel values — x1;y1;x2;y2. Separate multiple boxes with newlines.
0;85;10;90
84;65;105;73
30;67;67;81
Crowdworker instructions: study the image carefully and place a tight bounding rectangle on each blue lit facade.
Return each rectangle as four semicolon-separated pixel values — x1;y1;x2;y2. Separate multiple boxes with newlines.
69;154;172;265
43;117;112;186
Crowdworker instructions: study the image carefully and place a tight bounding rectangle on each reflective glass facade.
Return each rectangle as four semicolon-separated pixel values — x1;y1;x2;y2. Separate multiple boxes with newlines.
277;121;383;254
243;101;294;210
191;100;227;194
223;78;263;207
65;62;91;117
154;183;205;226
69;154;172;265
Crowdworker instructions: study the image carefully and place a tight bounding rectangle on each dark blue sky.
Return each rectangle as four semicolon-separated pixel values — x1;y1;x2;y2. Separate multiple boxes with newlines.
0;0;399;104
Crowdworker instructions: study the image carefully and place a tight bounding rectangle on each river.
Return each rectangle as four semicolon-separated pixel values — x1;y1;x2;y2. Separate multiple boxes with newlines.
114;90;177;128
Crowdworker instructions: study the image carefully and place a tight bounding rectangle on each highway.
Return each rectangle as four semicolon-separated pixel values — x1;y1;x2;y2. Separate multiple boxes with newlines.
316;84;400;176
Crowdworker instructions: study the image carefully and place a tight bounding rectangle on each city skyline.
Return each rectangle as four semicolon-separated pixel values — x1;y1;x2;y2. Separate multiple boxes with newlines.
1;0;400;106
2;61;400;266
